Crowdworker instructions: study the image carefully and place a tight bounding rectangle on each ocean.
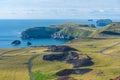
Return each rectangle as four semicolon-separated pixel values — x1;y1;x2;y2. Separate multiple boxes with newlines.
0;19;119;48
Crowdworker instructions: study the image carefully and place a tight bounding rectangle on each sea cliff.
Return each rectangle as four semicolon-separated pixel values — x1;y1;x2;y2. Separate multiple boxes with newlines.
21;22;96;40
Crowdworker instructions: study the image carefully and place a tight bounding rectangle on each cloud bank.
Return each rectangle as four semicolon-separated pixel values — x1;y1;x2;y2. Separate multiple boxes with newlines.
0;0;120;19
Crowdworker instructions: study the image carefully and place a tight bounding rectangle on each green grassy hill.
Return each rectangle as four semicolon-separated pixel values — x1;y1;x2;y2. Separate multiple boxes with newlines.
90;22;120;38
66;38;120;80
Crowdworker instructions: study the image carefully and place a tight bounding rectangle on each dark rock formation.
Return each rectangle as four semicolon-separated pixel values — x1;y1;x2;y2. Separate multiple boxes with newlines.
43;51;93;68
11;40;21;45
100;31;120;35
56;68;93;76
56;76;77;80
65;52;93;68
43;53;67;61
27;42;32;46
46;45;77;52
96;19;112;26
43;46;93;77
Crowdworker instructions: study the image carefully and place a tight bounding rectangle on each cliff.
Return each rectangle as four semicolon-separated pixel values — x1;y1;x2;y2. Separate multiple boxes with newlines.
21;22;96;40
21;27;61;39
52;27;93;40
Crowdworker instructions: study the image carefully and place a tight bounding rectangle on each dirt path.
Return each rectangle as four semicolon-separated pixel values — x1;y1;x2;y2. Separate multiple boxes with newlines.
99;41;120;57
26;54;43;80
0;48;43;80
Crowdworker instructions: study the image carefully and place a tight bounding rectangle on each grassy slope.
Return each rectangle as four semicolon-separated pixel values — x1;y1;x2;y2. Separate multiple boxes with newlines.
53;22;96;39
57;27;94;38
0;47;47;80
90;22;120;38
0;38;120;80
67;38;120;80
32;38;120;80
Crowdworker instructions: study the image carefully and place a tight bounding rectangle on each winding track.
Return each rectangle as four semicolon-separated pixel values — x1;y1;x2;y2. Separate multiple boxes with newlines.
26;54;43;80
0;48;43;80
25;42;120;80
98;41;120;57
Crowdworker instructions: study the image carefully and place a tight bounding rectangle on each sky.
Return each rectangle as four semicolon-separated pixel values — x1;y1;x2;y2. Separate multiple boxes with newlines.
0;0;120;19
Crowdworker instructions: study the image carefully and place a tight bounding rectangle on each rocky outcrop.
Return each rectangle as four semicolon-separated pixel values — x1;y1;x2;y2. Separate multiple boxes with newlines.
43;46;93;77
27;42;32;46
52;32;77;40
52;32;67;40
43;52;93;68
46;45;77;52
43;53;67;61
66;52;93;68
11;40;21;45
96;19;112;26
56;68;93;76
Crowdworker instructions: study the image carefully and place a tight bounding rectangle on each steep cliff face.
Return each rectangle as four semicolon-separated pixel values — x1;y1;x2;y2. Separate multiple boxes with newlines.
21;27;61;39
21;22;96;40
52;27;93;40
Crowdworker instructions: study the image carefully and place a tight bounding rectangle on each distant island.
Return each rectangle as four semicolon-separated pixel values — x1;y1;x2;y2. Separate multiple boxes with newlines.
96;19;112;26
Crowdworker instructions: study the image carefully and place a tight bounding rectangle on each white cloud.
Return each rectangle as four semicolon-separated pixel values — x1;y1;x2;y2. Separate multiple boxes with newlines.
0;8;91;19
0;0;120;19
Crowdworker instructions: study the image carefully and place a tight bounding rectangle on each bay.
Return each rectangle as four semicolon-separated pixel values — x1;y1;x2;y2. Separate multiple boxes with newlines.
0;19;119;48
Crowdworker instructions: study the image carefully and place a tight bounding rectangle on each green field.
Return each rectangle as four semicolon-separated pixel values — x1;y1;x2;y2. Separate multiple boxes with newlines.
0;38;120;80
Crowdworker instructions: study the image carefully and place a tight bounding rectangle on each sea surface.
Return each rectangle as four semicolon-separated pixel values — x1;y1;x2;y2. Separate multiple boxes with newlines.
0;19;119;48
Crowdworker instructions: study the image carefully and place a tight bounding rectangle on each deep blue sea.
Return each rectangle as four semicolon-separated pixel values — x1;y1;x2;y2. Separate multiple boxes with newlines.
0;19;119;48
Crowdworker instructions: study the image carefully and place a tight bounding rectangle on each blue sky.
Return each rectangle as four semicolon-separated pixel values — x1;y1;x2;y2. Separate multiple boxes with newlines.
0;0;120;19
